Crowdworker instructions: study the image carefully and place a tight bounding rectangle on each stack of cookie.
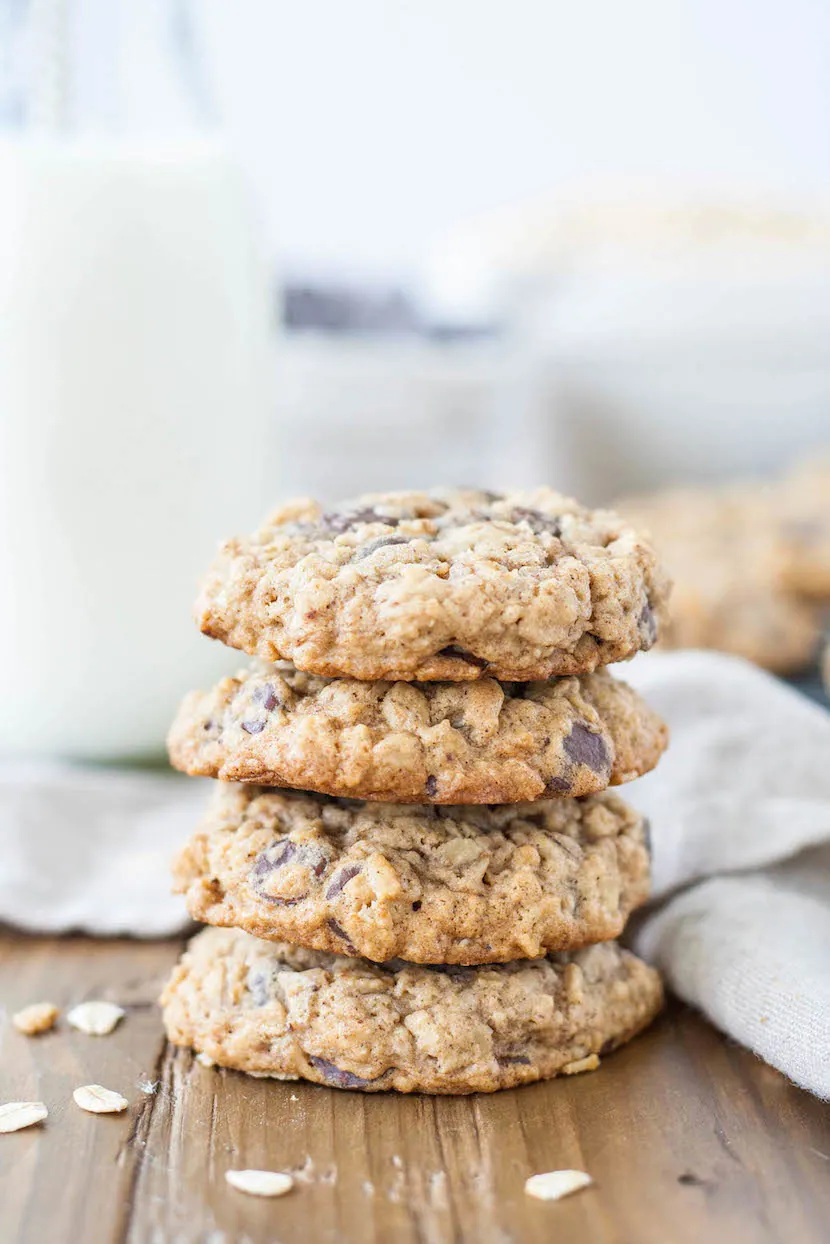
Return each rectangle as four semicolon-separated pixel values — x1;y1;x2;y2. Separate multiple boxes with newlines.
162;489;670;1094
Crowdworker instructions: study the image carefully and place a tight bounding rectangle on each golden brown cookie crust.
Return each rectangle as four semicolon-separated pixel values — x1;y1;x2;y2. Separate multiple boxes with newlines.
172;785;651;963
161;927;663;1094
168;663;668;804
195;489;669;681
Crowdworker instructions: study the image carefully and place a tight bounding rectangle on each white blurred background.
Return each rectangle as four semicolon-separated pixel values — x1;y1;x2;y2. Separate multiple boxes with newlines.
1;0;829;759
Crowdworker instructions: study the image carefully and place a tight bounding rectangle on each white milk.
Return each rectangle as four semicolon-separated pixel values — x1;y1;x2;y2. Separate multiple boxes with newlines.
0;139;275;760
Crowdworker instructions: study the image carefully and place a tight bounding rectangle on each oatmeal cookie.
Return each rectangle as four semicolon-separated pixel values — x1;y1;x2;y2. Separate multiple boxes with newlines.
168;663;668;803
172;785;651;963
195;489;669;681
161;926;663;1094
620;487;819;674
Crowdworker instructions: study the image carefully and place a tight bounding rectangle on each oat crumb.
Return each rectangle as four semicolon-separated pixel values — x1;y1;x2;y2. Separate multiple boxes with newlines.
13;1003;59;1036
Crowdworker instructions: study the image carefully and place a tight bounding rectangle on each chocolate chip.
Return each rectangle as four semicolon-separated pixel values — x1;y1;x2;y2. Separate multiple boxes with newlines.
497;1052;532;1066
325;864;361;899
562;722;610;773
250;840;307;905
638;601;658;647
351;535;408;561
246;966;273;1007
411;900;422;911
321;507;401;534
438;645;490;669
326;918;357;953
308;1056;376;1089
241;718;267;735
509;507;563;537
251;683;278;711
425;775;438;797
545;775;572;794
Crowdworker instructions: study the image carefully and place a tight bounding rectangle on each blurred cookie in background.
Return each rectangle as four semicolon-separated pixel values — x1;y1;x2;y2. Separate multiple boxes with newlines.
618;485;821;675
774;456;830;601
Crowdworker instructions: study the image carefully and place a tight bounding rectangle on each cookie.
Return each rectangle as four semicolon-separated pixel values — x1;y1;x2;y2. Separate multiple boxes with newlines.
172;785;651;963
775;458;830;600
168;662;668;804
195;489;669;681
620;487;819;674
161;926;663;1094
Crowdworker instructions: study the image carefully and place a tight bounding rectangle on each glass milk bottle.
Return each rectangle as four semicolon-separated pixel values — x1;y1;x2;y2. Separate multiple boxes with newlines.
0;2;275;759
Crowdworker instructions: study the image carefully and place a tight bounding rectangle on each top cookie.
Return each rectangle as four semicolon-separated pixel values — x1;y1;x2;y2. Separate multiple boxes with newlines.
196;488;669;681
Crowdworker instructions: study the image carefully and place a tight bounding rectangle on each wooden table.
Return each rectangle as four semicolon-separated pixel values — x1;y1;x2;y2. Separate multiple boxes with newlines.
1;932;828;1244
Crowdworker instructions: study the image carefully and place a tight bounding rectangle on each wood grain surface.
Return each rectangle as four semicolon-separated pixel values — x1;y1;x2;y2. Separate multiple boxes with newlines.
1;930;828;1244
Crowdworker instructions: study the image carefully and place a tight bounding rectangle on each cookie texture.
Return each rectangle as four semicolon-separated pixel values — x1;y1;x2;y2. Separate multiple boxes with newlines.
168;663;668;804
172;785;651;963
161;927;663;1094
620;487;820;674
195;489;669;681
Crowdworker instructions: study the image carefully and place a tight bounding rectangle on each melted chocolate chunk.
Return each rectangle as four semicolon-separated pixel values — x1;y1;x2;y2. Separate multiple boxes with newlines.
545;775;572;794
425;775;438;797
327;918;357;952
351;535;409;561
308;1056;377;1089
321;507;402;534
509;507;563;537
562;722;610;773
438;645;490;669
251;683;278;711
246;966;274;1007
250;839;324;906
325;864;361;900
497;1052;532;1066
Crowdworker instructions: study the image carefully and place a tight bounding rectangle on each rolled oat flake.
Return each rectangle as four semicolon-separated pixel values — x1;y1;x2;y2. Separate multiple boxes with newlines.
67;1001;125;1036
225;1169;294;1197
73;1085;129;1114
0;1102;48;1133
525;1169;593;1201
